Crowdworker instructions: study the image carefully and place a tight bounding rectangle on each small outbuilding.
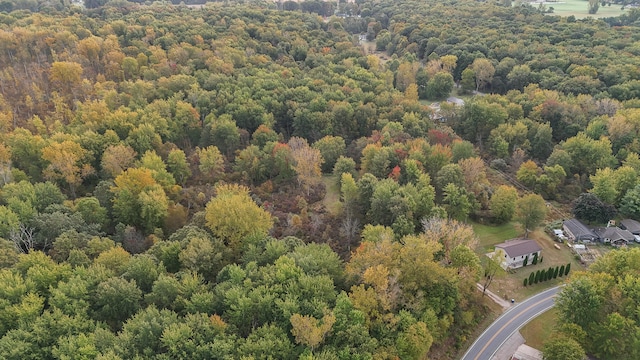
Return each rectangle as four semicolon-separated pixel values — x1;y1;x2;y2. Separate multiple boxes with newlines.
494;239;542;269
563;219;598;242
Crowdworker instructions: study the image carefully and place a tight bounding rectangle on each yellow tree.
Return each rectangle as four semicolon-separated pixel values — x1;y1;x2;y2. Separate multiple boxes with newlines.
290;313;336;352
471;58;495;92
204;183;272;257
42;140;93;198
100;144;137;178
0;143;11;185
289;137;323;196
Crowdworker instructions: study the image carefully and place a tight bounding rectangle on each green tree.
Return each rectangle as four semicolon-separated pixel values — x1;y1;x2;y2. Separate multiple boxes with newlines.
196;146;225;182
74;197;108;229
620;184;640;219
516;160;541;189
426;72;454;99
313;135;346;173
0;206;19;238
92;277;142;329
490;185;518;224
443;183;473;221
556;277;602;330
111;168;168;232
543;335;586;360
572;193;616;224
166;149;191;185
516;194;547;238
589;168;617;205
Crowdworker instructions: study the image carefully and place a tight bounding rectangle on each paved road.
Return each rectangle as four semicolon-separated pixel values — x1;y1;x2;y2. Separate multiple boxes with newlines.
461;286;562;360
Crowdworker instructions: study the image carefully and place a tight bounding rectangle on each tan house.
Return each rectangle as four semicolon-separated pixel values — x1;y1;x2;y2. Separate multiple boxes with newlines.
494;239;542;270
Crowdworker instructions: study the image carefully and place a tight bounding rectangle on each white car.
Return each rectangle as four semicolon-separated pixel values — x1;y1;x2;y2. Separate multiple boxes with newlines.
634;235;640;243
553;229;567;241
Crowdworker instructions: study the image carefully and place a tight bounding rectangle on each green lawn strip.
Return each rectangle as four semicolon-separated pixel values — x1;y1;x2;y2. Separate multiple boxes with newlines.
519;308;558;350
321;175;342;216
472;221;519;254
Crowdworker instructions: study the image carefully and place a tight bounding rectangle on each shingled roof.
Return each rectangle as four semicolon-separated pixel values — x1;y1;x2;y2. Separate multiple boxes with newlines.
495;239;541;258
594;227;635;242
620;219;640;235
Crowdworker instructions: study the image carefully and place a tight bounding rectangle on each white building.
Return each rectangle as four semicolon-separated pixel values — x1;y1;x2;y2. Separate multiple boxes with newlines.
494;239;542;270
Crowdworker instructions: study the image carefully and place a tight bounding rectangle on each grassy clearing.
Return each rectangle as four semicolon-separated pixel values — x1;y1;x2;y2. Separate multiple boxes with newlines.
520;308;558;350
472;222;519;254
541;0;627;18
321;175;342;216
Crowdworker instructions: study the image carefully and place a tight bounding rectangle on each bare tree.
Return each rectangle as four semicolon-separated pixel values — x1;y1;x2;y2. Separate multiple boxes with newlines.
482;252;503;296
340;216;360;253
9;224;35;253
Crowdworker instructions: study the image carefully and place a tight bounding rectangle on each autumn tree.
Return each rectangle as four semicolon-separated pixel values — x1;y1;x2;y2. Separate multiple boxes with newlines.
42;140;94;198
101;144;137;179
111;168;169;233
471;58;495;92
204;183;272;257
289;137;323;196
290;313;336;352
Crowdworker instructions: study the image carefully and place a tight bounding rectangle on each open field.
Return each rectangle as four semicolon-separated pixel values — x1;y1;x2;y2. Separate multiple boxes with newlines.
520;308;558;350
539;0;628;18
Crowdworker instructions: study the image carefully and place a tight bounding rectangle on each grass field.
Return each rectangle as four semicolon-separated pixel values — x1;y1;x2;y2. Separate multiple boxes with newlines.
520;308;558;350
540;0;627;18
472;222;520;254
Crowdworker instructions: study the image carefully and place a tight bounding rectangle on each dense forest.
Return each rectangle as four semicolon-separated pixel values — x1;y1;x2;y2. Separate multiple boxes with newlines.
0;0;638;358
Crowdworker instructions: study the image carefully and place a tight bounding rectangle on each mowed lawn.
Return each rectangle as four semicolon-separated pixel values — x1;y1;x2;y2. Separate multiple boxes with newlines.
472;221;519;255
519;308;558;350
543;0;627;18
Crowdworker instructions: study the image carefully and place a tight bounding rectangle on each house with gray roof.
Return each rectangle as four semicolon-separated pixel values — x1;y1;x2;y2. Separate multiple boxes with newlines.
620;219;640;235
594;226;635;246
494;239;542;269
563;219;598;243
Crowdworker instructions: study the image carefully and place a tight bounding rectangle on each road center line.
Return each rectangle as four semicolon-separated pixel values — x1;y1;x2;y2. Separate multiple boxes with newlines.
473;294;556;360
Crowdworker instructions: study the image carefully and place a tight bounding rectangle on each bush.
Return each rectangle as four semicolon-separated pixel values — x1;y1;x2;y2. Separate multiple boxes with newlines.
523;255;528;266
523;278;528;286
559;265;565;277
535;270;540;283
532;253;538;265
553;266;559;278
529;272;535;284
565;263;571;276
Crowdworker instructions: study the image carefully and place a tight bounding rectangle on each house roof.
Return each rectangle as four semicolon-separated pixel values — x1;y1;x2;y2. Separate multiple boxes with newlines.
563;219;597;238
620;219;640;234
594;227;635;242
495;239;542;258
446;96;465;106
